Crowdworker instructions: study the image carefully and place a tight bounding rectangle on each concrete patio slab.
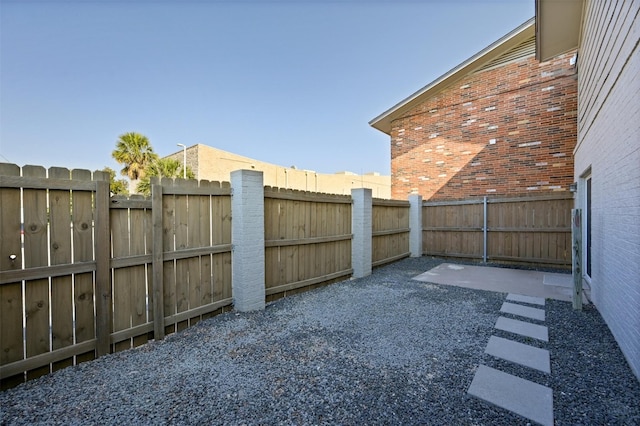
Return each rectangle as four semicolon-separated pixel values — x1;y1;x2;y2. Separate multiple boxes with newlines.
506;293;545;306
468;364;554;426
485;335;551;373
543;273;572;287
495;316;549;342
413;263;589;302
500;302;545;321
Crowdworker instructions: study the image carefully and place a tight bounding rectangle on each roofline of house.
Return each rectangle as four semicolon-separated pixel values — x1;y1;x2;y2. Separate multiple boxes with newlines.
369;17;535;136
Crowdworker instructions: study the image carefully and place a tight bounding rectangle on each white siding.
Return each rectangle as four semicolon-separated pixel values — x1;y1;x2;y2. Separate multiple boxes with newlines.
575;0;640;379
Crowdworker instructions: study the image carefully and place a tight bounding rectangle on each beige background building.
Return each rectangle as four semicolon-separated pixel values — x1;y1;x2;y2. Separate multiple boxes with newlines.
166;144;391;198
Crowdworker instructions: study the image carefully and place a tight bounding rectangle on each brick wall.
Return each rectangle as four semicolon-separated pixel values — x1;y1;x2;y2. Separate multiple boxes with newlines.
390;51;577;200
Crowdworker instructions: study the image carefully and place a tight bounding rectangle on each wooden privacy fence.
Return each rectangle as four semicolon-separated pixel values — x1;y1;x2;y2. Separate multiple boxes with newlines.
0;164;233;389
422;194;573;267
110;178;233;347
264;188;352;301
372;199;410;267
1;165;108;389
0;163;572;389
2;166;416;389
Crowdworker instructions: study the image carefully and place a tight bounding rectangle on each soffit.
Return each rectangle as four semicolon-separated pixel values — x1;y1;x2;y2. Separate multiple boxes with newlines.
535;0;583;62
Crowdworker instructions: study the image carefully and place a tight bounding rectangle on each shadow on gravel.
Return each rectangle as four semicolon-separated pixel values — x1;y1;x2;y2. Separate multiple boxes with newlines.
1;257;639;425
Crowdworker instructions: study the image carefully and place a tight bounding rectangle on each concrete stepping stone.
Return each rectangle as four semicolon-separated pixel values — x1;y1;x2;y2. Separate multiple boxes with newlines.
485;335;551;373
495;316;548;342
468;364;554;426
500;302;545;321
506;293;545;306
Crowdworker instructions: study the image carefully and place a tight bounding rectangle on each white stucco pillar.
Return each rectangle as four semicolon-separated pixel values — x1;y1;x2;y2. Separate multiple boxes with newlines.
409;194;423;257
351;188;372;278
231;169;265;311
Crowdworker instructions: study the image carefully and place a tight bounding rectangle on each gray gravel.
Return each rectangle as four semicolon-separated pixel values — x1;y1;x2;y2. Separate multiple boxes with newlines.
1;257;639;425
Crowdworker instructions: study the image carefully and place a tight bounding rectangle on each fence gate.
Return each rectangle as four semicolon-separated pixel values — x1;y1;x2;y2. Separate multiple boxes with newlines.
422;194;574;268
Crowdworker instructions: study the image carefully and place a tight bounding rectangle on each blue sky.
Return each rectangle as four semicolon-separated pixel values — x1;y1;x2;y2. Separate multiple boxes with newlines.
0;0;534;176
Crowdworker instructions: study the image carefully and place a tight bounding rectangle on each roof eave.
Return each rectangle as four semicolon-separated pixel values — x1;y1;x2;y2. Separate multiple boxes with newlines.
370;17;536;135
535;0;583;62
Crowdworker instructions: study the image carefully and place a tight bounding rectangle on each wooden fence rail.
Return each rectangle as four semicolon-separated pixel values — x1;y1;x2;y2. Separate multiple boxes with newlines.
422;194;573;267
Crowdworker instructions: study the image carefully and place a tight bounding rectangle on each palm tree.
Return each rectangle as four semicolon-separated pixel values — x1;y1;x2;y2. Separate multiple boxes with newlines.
136;157;195;196
112;132;158;193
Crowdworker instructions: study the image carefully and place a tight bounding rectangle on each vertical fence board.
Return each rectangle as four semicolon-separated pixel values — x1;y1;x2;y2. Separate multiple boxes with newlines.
144;199;154;325
308;200;316;280
174;181;189;332
283;198;292;285
162;179;177;336
290;200;299;287
372;205;381;262
279;199;286;285
221;184;232;304
295;200;304;283
293;200;309;281
281;198;291;286
21;166;51;380
299;200;310;283
143;204;154;340
94;178;111;357
0;164;25;389
319;202;328;278
151;182;164;340
220;252;232;303
264;196;278;291
199;182;213;313
48;167;74;371
162;254;176;336
111;201;132;352
312;202;321;279
210;186;223;303
278;198;287;285
212;253;226;301
129;197;149;347
187;184;202;326
307;199;315;278
324;202;331;275
71;169;96;363
215;186;232;306
328;203;336;274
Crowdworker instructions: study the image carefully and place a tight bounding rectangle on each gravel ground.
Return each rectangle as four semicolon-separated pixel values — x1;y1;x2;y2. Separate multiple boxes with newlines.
1;257;639;425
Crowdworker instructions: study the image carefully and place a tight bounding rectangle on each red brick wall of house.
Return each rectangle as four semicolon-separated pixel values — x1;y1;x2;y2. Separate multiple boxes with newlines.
390;52;577;200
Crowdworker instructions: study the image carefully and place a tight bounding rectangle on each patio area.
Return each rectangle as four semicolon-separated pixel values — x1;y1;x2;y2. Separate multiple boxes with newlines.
1;257;638;425
414;262;590;303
